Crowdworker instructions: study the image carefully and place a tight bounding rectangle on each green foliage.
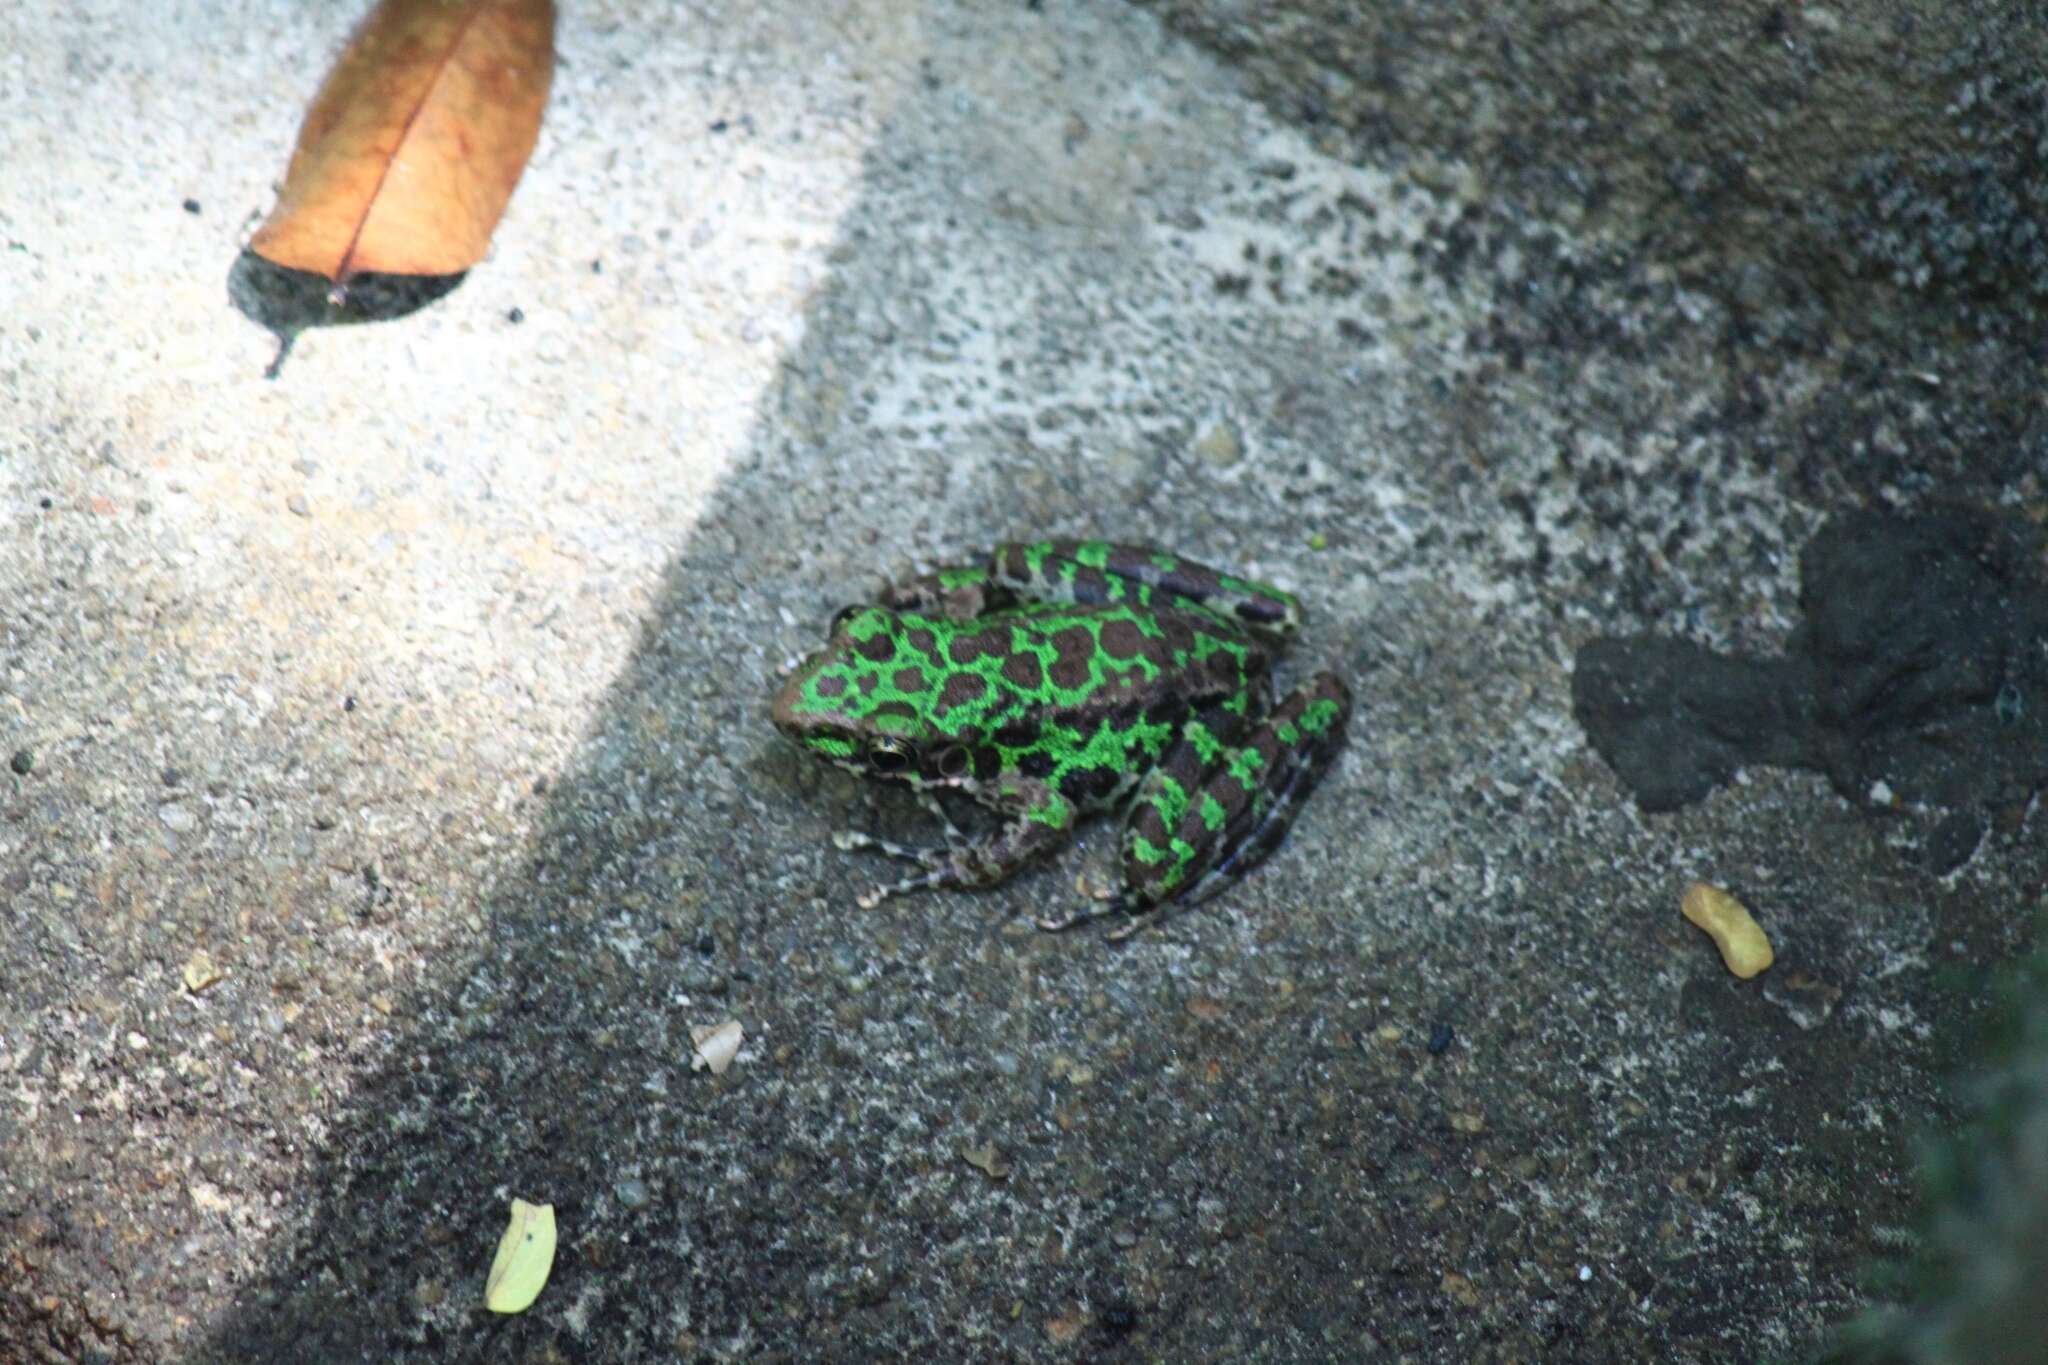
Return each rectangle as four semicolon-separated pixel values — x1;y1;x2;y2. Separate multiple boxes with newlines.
1824;918;2048;1365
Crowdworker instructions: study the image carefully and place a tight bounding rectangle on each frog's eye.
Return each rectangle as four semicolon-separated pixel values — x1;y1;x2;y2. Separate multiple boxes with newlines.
866;736;914;774
931;745;969;778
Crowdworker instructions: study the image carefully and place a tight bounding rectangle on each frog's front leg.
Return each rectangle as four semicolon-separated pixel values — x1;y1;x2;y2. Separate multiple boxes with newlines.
1082;671;1351;926
836;785;1076;908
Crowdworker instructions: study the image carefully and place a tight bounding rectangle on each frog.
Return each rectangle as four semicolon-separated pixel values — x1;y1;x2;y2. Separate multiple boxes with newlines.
771;539;1351;937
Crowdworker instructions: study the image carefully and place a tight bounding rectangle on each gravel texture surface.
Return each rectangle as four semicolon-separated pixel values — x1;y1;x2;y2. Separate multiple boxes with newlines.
2;0;2041;1361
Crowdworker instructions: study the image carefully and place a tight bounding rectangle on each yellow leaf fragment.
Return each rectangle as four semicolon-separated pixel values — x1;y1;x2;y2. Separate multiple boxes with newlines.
483;1198;556;1313
1681;882;1774;979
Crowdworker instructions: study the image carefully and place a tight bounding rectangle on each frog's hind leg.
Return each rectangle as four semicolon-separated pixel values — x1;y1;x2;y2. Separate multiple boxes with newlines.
1118;672;1352;913
987;541;1306;643
835;789;1076;909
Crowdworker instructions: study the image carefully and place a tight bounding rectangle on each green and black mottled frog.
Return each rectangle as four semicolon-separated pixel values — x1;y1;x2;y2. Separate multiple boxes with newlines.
771;540;1350;936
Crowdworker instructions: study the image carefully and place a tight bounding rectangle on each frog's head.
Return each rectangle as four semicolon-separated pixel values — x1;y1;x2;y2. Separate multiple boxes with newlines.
772;605;944;783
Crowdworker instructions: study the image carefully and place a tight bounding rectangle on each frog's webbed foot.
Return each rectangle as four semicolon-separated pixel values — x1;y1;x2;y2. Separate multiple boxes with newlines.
1034;894;1154;941
833;792;1076;908
830;829;952;908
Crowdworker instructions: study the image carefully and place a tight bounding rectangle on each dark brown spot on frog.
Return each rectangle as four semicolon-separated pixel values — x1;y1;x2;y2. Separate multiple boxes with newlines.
1048;625;1096;690
1157;563;1225;602
1099;616;1148;660
1144;694;1186;727
1129;802;1170;848
813;673;849;699
1104;546;1150;576
1060;764;1118;804
1018;751;1057;779
1156;739;1204;785
947;627;1007;666
1001;652;1044;691
1066;565;1116;606
1233;598;1286;627
858;673;880;695
937;671;988;713
855;630;896;663
993;720;1040;748
893;666;929;695
1210;773;1251;815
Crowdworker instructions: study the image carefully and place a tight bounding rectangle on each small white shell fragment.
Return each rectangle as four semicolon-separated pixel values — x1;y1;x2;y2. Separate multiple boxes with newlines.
483;1199;556;1314
690;1020;743;1074
1681;882;1775;979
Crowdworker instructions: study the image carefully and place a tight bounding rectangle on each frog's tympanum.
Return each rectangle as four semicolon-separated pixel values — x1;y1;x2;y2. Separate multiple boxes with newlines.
772;540;1350;936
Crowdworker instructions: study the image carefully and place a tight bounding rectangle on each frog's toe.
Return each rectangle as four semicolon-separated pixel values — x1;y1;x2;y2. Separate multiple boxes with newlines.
1104;911;1154;942
833;829;941;865
1035;894;1136;935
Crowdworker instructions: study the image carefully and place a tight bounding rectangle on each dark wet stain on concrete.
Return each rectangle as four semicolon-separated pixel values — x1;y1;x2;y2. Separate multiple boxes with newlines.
1574;508;2048;872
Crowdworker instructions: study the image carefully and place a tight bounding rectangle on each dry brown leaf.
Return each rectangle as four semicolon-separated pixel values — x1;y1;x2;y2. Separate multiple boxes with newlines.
251;0;554;281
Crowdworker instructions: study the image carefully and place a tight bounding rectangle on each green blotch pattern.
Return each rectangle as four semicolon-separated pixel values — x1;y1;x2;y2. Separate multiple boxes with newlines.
791;596;1257;810
780;540;1347;911
1300;698;1344;734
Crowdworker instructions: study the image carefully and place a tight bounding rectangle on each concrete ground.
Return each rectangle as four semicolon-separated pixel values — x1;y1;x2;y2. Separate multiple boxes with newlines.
2;0;2041;1360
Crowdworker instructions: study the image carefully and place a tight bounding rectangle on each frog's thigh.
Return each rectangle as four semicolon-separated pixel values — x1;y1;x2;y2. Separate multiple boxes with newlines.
990;541;1302;638
1121;673;1352;909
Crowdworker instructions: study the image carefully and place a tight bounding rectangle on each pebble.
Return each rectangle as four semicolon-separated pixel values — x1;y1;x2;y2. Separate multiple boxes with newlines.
159;802;197;832
182;950;225;994
614;1178;650;1208
1192;419;1243;467
8;749;31;775
1681;882;1774;979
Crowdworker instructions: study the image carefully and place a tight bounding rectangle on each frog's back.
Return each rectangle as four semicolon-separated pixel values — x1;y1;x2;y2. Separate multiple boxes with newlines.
907;602;1258;798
